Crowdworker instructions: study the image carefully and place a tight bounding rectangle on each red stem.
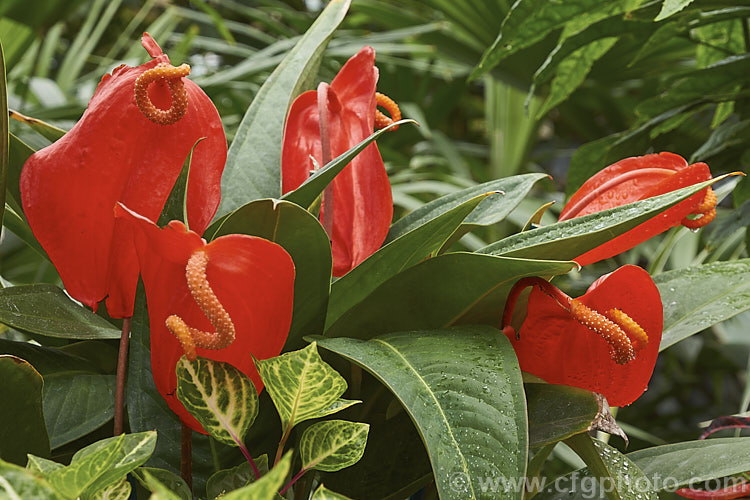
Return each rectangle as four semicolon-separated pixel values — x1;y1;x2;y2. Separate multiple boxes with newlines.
230;430;260;480
502;277;571;337
181;423;193;490
279;466;309;496
113;317;132;435
317;82;334;238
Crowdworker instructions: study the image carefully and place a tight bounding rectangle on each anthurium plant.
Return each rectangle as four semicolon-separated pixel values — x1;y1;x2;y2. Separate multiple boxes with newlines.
1;1;750;500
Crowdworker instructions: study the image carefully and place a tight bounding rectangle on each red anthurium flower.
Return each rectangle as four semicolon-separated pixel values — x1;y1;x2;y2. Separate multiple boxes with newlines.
559;152;715;266
502;265;662;406
115;203;295;432
281;46;399;277
20;33;226;318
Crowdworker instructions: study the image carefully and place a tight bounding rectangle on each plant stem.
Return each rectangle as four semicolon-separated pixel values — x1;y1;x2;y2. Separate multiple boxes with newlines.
231;431;260;480
181;423;193;490
279;466;309;496
274;423;293;466
113;316;132;435
317;82;334;238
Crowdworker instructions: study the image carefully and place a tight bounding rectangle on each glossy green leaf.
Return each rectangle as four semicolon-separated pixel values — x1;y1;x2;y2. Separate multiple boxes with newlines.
255;342;348;431
221;451;292;500
157;138;204;229
477;177;724;261
541;435;657;500
0;339;106;374
72;431;156;498
0;284;120;339
536;38;617;119
205;455;268;500
471;0;637;80
0;355;50;465
656;259;750;350
281;119;414;209
133;467;191;500
8;109;66;143
44;372;116;449
655;0;694;21
312;485;353;500
0;39;8;232
300;420;369;472
327;193;490;328
176;356;259;447
387;173;549;242
0;458;60;499
526;384;599;449
209;199;331;349
628;437;750;489
216;0;350;218
318;326;527;500
8;132;33;213
324;253;576;340
45;434;125;499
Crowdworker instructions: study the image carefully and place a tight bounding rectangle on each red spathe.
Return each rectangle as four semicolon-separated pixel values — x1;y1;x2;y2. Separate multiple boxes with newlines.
116;203;295;432
20;33;226;317
505;265;663;407
560;152;712;266
281;46;393;277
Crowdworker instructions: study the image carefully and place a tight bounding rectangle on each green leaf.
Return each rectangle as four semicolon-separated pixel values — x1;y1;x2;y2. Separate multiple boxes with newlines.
324;253;576;340
255;342;348;431
157;138;204;229
317;326;528;500
536;38;617;119
43;372;116;449
0;339;107;375
8;109;67;143
215;0;350;219
656;259;750;350
45;434;125;499
0;284;120;340
387;173;549;242
471;0;639;80
176;356;259;447
90;477;131;500
628;437;750;489
26;455;63;475
477;177;724;261
0;356;50;465
221;451;292;500
205;455;269;499
280;119;414;209
70;431;156;498
300;420;369;472
209;199;331;350
0;39;8;232
133;467;191;500
526;384;599;449
549;435;657;500
136;469;183;500
327;192;491;328
312;485;353;500
0;458;60;499
654;0;694;21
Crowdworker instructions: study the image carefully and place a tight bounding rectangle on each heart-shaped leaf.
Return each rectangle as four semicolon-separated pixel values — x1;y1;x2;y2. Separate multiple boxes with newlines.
221;451;293;500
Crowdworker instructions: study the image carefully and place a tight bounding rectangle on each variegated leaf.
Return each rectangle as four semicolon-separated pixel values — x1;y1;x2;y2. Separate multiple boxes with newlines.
0;458;61;499
255;342;347;430
300;420;370;473
312;485;353;499
91;476;131;500
206;455;269;499
222;452;292;500
175;356;259;447
26;455;63;475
